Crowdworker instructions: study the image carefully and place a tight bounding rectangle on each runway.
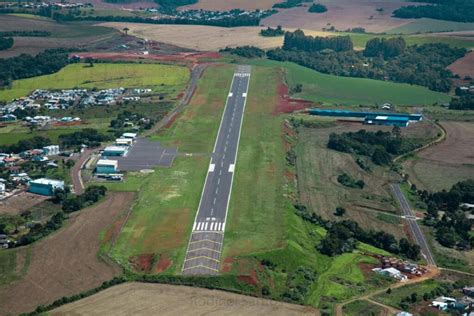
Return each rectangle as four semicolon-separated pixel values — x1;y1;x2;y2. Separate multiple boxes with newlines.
391;183;436;266
182;65;251;275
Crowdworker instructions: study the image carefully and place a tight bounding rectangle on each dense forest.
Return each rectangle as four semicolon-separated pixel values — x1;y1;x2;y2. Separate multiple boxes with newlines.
393;0;474;22
418;180;474;249
327;129;420;165
0;36;13;51
273;0;311;9
0;48;70;87
308;3;327;13
265;31;466;92
283;30;353;52
220;46;265;58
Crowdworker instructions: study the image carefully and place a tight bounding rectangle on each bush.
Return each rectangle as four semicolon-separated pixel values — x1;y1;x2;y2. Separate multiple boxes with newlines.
308;3;327;13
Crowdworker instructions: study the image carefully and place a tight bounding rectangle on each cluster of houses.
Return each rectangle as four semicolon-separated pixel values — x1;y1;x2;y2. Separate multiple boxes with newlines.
151;8;275;21
0;1;92;10
431;292;474;314
1;87;152;116
0;145;61;198
372;257;428;282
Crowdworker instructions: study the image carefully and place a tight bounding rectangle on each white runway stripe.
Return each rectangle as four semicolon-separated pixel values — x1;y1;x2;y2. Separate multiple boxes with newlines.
204;222;208;231
210;222;214;230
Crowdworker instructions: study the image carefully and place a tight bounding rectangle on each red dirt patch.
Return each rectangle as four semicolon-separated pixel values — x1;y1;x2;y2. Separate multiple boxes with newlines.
221;257;234;273
237;269;259;287
164;112;179;129
155;253;172;273
448;51;474;78
130;253;155;273
359;262;377;279
274;79;313;115
71;51;220;65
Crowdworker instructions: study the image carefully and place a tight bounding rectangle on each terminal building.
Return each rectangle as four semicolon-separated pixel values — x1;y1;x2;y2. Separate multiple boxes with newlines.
28;178;65;196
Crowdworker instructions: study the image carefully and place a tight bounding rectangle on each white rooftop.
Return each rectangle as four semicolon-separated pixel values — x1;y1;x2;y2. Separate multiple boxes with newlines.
30;178;64;186
375;116;389;120
97;159;118;167
104;146;128;152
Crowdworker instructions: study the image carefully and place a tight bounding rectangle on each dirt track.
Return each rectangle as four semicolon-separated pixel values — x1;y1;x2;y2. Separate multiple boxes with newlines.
0;192;135;315
51;282;318;315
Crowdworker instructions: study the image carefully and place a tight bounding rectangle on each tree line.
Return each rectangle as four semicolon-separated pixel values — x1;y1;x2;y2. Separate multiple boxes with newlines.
0;48;70;87
294;204;421;260
272;0;311;9
327;129;420;166
0;36;13;51
449;95;474;110
393;0;474;22
0;31;51;37
260;25;285;37
308;3;327;13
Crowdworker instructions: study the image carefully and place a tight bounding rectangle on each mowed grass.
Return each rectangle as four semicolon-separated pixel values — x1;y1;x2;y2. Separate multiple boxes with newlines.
249;60;450;106
222;66;288;257
0;63;189;102
107;65;235;273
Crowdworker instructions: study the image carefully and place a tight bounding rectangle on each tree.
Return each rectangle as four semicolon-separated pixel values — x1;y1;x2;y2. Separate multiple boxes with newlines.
122;27;129;36
387;288;392;294
335;207;346;216
372;148;392;165
392;126;402;138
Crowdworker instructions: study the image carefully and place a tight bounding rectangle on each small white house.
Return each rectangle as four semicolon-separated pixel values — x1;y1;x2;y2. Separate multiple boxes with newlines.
122;132;137;139
372;267;408;281
431;297;456;310
43;145;60;156
115;138;133;147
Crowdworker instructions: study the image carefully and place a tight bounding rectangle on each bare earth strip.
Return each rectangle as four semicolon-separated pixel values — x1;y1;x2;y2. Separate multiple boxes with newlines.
0;192;135;315
448;51;474;78
99;23;329;51
50;282;318;315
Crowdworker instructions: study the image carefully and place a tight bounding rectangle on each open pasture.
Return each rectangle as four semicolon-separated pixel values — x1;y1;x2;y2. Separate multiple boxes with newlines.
0;63;189;102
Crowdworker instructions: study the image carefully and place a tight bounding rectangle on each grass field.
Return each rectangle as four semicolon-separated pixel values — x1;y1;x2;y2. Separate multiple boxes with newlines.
106;65;234;273
386;18;474;35
0;248;31;286
342;300;385;316
218;65;393;311
373;279;440;309
248;60;450;106
0;63;189;102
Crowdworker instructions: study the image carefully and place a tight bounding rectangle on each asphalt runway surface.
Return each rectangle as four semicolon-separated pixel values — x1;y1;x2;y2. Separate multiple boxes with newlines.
182;65;251;275
112;138;177;171
391;183;436;266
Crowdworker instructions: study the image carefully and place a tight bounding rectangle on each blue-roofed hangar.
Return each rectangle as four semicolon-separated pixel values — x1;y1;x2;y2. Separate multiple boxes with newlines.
307;109;422;127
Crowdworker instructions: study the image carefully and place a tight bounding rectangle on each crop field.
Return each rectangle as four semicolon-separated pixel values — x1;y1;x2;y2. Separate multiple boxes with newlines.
448;51;474;78
386;18;474;35
106;65;234;274
0;192;133;315
101;22;474;52
0;63;189;102
0;15;118;58
250;60;450;106
262;0;413;33
403;121;474;192
50;282;316;315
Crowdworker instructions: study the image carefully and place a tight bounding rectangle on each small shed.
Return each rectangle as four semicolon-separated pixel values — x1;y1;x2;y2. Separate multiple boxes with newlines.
122;132;137;139
115;138;133;147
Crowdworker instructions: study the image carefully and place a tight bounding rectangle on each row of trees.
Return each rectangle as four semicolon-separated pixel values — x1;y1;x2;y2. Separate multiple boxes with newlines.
0;36;13;51
327;129;420;165
220;46;265;58
260;25;285;37
283;30;353;52
393;0;474;22
0;31;50;37
337;173;365;189
58;128;112;149
0;48;70;87
449;95;474;110
294;204;421;260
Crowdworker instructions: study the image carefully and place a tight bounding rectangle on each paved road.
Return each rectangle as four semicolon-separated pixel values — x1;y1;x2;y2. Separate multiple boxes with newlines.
182;65;251;275
390;183;436;266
